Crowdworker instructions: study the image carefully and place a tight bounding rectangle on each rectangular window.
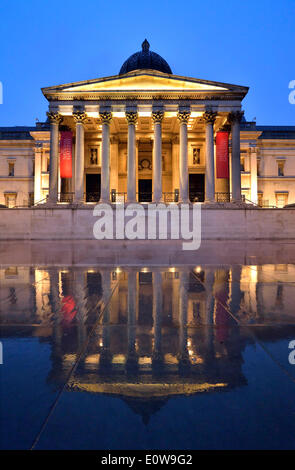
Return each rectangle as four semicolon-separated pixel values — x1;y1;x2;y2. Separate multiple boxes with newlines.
278;161;285;177
8;162;14;176
258;193;263;207
275;193;288;208
257;159;261;176
193;148;201;165
4;193;17;208
240;156;245;172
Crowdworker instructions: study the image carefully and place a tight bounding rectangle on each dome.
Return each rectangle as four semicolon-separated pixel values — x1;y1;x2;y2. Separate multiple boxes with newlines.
119;40;172;75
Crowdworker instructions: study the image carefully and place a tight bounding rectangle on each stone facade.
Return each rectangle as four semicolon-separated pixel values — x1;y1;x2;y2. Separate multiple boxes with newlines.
1;44;295;209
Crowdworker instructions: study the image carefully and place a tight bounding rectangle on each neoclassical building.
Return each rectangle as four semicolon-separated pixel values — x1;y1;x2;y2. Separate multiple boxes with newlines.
1;40;295;208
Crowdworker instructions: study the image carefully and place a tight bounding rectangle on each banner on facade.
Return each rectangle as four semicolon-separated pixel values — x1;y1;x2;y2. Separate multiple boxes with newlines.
216;131;229;179
59;131;72;178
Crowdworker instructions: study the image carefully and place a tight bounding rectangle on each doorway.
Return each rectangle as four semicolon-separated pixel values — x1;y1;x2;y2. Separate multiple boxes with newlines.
138;179;152;202
189;174;205;202
86;174;100;202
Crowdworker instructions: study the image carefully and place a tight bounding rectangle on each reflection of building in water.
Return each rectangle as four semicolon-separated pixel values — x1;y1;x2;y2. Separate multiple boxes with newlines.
1;264;295;421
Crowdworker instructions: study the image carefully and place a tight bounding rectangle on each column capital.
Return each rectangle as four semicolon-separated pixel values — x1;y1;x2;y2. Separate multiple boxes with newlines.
46;112;63;125
99;111;112;124
125;111;138;124
177;111;190;123
228;110;244;124
202;109;217;124
152;110;164;123
73;111;87;123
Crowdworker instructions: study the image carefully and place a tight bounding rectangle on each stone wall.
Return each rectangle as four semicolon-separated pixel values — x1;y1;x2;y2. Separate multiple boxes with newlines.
0;205;295;240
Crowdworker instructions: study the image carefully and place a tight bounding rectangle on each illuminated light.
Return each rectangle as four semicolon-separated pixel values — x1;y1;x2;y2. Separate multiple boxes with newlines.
138;111;151;117
99;340;103;347
187;339;192;347
169;267;176;273
190;112;203;118
112;354;126;364
165;111;177;117
87;269;96;273
85;354;99;364
112;112;126;118
141;267;149;273
250;265;258;283
115;267;122;274
138;356;152;365
86;112;99;118
194;266;202;273
188;349;193;356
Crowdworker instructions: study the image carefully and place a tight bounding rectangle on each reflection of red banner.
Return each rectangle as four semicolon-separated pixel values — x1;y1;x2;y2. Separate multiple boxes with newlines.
216;131;229;179
61;295;77;325
60;131;72;178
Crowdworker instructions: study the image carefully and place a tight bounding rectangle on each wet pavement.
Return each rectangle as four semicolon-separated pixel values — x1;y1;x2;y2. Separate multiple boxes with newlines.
1;242;295;449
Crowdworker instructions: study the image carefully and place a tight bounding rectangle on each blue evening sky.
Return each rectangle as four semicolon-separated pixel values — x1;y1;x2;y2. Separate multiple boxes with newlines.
0;0;294;126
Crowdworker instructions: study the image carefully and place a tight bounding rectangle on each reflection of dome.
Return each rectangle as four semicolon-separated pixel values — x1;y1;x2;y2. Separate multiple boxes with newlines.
119;39;172;75
122;397;168;425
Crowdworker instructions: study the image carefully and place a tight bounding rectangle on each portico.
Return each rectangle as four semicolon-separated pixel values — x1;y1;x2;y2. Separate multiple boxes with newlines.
43;41;248;206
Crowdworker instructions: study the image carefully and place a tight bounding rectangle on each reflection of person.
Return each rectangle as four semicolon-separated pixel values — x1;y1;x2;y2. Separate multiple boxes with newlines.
90;148;98;165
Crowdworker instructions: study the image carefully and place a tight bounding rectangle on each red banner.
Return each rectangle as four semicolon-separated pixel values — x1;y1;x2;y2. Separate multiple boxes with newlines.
59;131;72;178
216;131;229;179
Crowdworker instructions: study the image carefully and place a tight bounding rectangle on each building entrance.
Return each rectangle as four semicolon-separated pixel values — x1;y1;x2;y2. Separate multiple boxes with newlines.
138;179;152;202
86;174;101;202
189;174;205;202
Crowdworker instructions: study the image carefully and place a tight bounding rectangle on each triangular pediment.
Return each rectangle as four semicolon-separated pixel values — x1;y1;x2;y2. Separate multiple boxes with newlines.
42;70;248;97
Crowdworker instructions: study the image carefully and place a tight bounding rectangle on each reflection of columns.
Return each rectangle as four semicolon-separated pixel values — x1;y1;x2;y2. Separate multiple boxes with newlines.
204;269;215;360
99;111;112;202
73;111;87;204
178;271;189;365
49;269;62;358
230;265;243;317
177;110;190;203
100;269;112;366
75;270;87;349
229;111;244;201
152;111;164;203
126;270;138;370
203;110;217;202
152;271;163;364
34;144;42;204
126;112;138;203
47;112;63;203
250;147;258;204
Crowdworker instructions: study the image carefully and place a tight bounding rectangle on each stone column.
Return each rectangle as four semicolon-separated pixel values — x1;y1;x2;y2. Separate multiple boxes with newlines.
172;137;179;201
126;111;138;203
229;111;244;201
47;112;63;204
152;110;164;203
177;110;190;203
73;111;87;204
110;136;119;196
99;111;112;202
250;147;258;204
203;110;217;202
34;144;42;204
